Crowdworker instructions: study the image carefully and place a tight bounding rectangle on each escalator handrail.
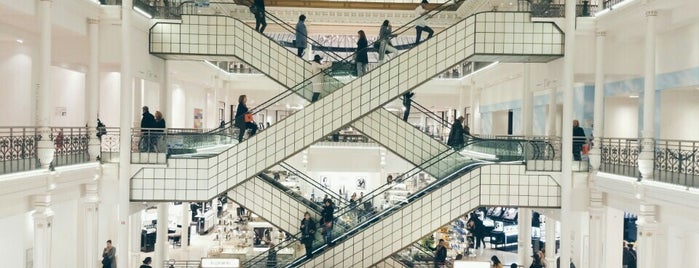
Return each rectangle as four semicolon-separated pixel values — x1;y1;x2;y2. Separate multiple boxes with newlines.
242;140;480;267
277;162;350;206
244;136;526;267
256;173;324;213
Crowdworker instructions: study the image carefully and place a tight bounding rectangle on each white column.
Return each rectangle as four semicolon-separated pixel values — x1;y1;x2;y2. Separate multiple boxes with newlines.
129;209;142;264
547;86;557;137
544;219;557;268
522;64;533;137
118;1;134;268
600;206;624;268
163;61;173;120
636;204;658;268
36;0;54;168
32;195;54;268
587;190;604;268
560;0;577;266
181;202;190;250
518;208;533;267
83;182;100;268
686;232;699;268
87;18;101;161
638;10;658;180
155;203;170;267
589;31;606;171
470;82;480;135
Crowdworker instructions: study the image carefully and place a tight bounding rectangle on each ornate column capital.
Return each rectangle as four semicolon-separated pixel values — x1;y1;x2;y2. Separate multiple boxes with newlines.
645;10;658;17
87;18;100;25
596;31;607;37
32;195;54;225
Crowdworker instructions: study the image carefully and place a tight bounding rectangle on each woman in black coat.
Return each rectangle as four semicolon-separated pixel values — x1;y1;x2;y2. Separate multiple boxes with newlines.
253;0;266;33
300;212;316;259
356;30;369;76
321;199;334;245
235;95;258;142
447;116;465;149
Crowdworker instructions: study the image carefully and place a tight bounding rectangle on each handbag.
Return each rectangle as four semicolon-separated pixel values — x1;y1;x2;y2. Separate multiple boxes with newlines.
244;113;254;123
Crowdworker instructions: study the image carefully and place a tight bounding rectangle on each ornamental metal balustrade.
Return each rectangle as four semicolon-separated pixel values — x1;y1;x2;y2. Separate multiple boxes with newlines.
49;127;91;168
599;137;699;189
0;127;41;174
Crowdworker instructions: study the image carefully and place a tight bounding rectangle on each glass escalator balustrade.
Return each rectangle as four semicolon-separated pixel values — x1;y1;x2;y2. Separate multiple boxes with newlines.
242;137;529;267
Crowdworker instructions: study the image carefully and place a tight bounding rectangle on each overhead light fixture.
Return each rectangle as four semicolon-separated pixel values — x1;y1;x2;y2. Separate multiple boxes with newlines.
16;39;24;44
134;6;153;19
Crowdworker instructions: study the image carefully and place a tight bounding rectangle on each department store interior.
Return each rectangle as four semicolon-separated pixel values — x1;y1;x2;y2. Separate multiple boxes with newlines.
1;0;699;268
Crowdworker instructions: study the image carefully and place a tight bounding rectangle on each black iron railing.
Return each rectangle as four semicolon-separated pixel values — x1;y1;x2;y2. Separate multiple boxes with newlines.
50;127;90;168
654;139;699;187
0;127;41;174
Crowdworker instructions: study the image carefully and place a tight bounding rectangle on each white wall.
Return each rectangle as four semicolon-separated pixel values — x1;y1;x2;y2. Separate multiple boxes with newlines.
603;97;638;138
0;212;31;268
50;198;79;268
659;89;699;140
50;67;86;127
656;21;699;74
492;110;509;135
0;42;33;126
99;72;121;126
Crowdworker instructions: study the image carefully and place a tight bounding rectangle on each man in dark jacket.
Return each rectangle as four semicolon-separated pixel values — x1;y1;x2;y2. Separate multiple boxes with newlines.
447;116;465;149
433;239;447;267
252;0;266;33
572;119;586;161
140;106;156;152
300;212;316;259
321;199;334;245
295;15;307;57
402;91;415;121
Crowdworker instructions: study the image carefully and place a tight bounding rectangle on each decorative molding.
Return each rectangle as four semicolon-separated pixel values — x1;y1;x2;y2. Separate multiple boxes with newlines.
87;18;100;24
595;31;607;37
645;10;658;17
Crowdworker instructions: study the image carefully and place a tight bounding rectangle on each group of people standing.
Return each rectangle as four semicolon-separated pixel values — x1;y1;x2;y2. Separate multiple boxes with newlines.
140;106;166;152
299;198;336;259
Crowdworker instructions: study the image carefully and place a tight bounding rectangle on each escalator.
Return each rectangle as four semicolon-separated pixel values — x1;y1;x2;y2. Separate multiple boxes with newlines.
148;1;563;169
238;138;560;267
133;10;563;201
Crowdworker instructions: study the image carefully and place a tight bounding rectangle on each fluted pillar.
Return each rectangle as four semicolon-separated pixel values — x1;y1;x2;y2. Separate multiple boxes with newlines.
118;1;134;268
522;64;533;136
155;203;170;267
637;204;658;268
588;190;604;268
638;10;658;180
518;208;532;267
546;86;557;137
36;0;54;168
181;202;190;249
559;0;577;266
86;18;101;161
544;219;557;268
83;182;100;268
589;31;606;171
33;195;54;268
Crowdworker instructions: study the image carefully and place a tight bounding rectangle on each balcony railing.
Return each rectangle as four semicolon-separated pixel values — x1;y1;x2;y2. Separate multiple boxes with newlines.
602;0;625;9
0;127;40;174
50;127;90;168
599;138;699;188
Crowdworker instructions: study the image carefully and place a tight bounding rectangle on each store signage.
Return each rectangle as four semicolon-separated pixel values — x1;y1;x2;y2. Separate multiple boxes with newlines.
453;261;490;268
200;258;239;268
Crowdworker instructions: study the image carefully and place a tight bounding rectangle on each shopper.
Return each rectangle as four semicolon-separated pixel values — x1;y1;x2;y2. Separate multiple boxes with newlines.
402;91;415;121
433;239;447;268
491;255;503;268
510;264;518;268
300;212;316;259
252;0;267;34
355;30;369;76
140;257;153;268
447;116;466;149
295;15;307;58
235;95;258;142
140;106;156;152
321;199;334;245
386;174;393;184
378;20;399;63
154;111;166;151
414;0;434;45
572;119;586;161
101;240;115;268
467;213;486;254
622;241;637;268
266;241;277;267
310;54;332;102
